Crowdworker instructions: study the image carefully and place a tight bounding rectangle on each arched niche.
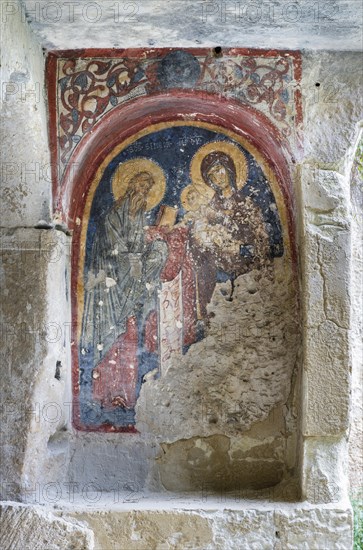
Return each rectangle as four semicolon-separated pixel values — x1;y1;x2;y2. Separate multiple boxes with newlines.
65;91;300;493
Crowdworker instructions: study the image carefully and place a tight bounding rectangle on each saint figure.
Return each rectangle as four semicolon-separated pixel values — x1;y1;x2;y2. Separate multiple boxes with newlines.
81;163;168;410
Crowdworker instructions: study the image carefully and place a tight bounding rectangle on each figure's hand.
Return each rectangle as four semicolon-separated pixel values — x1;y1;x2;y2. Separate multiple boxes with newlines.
128;253;142;278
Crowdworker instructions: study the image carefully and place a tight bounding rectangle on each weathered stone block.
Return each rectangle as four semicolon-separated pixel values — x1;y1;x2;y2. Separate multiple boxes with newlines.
301;437;349;504
275;506;353;550
0;228;71;499
0;502;94;550
156;435;285;492
300;167;351;436
303;321;350;436
65;503;353;550
0;2;51;227
302;51;363;165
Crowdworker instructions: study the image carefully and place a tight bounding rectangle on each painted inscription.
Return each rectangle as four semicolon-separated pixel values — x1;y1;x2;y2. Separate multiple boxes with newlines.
77;123;285;430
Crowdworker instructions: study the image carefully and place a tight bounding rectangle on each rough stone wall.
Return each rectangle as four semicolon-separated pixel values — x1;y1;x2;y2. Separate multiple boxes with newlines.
0;229;48;499
0;229;71;500
0;3;362;547
0;502;94;549
0;2;71;501
0;500;354;550
137;259;299;491
20;0;363;51
0;7;60;499
0;0;51;226
300;50;363;504
349;137;363;495
138;260;298;439
65;504;353;550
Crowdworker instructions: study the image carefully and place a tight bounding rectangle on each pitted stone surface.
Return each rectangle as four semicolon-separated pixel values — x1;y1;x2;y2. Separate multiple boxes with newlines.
275;506;353;549
302;51;363;165
20;0;363;51
349;141;363;492
62;502;353;550
301;167;351;437
155;434;285;492
137;259;299;441
0;502;94;550
302;437;349;504
0;229;71;499
1;502;352;550
0;229;49;497
1;3;52;226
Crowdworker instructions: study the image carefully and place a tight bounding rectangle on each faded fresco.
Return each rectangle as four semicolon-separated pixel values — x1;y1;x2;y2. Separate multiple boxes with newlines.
50;48;301;188
77;123;288;430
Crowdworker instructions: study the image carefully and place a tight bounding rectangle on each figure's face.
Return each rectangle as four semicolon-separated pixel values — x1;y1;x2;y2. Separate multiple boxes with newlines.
187;189;198;203
207;163;230;191
186;188;201;211
133;173;154;195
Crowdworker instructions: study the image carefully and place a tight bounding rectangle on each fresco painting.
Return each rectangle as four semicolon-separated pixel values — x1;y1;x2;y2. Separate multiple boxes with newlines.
50;48;301;185
77;123;286;430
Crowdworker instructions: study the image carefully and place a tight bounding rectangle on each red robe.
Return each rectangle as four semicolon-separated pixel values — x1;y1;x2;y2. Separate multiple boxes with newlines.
92;225;197;409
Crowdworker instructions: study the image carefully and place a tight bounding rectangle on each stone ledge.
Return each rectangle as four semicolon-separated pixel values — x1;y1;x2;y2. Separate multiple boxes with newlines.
0;495;354;549
0;501;94;550
58;499;352;550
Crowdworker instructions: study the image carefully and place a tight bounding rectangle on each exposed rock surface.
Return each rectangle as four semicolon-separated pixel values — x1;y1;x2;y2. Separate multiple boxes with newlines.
0;502;94;550
20;0;363;51
63;502;353;550
137;259;299;440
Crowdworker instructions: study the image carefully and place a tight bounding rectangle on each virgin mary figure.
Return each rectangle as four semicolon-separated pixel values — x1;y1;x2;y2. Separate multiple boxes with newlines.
182;141;270;315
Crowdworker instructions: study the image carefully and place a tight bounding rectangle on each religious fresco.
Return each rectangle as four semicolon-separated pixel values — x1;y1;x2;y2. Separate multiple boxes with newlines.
76;122;289;431
47;48;302;197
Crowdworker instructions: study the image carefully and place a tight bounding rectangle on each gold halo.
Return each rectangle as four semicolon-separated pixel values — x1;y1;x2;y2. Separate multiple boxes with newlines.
112;158;166;211
190;141;248;194
181;184;210;211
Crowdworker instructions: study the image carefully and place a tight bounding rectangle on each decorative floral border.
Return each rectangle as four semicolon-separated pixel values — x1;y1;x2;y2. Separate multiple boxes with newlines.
47;48;302;205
